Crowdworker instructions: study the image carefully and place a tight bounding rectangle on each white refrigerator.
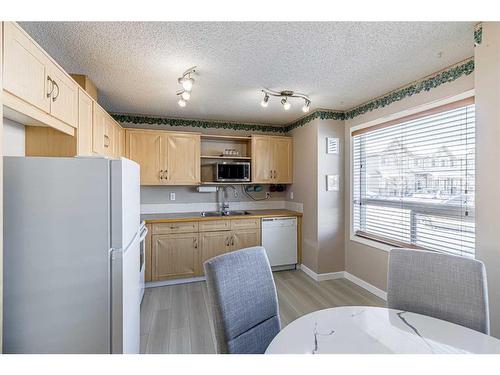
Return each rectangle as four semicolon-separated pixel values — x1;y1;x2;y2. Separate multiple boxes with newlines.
3;156;144;354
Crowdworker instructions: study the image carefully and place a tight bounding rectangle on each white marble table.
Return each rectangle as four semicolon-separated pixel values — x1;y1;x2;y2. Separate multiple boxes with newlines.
265;306;500;354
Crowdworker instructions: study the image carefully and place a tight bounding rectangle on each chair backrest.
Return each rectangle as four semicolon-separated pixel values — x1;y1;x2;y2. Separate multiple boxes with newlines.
203;246;281;354
387;248;490;334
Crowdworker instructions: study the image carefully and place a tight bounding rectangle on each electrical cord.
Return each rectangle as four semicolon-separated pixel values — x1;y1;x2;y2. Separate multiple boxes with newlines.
242;185;270;201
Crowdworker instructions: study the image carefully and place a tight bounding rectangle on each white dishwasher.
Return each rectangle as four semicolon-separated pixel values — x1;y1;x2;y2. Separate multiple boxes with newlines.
261;217;297;267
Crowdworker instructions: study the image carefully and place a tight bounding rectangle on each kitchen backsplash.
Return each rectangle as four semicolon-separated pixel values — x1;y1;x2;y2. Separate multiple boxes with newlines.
140;185;302;214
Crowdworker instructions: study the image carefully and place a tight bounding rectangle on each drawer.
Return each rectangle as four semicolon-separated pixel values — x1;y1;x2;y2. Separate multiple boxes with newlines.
199;220;231;232
152;221;199;235
230;218;261;230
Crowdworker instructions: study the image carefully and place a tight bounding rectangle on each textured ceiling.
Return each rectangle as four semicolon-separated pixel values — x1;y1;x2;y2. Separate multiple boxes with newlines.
19;22;475;125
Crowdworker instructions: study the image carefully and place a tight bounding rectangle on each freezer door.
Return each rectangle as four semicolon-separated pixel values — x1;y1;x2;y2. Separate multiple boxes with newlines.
111;229;141;354
3;156;111;353
111;158;141;250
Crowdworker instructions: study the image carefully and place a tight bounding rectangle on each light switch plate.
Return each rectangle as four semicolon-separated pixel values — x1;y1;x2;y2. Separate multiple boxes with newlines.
326;175;339;191
170;192;176;201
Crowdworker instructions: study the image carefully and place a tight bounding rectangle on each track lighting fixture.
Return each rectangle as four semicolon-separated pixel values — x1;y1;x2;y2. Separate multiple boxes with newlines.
260;88;311;112
281;98;291;110
302;100;311;113
177;66;197;107
261;93;269;108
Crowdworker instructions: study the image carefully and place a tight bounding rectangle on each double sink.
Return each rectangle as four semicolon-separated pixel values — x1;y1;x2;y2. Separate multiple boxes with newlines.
200;210;252;217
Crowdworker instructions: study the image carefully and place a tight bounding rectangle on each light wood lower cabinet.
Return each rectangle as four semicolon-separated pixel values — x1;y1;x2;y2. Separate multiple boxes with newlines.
148;218;262;281
152;232;200;280
199;231;232;265
231;228;261;250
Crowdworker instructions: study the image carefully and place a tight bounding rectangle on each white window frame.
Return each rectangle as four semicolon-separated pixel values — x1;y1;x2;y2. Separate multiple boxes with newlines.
349;89;475;253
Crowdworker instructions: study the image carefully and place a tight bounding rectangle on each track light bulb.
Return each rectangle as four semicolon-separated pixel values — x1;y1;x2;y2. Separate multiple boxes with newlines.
261;94;269;108
281;98;291;111
181;77;194;92
178;98;186;107
181;91;191;100
302;101;310;113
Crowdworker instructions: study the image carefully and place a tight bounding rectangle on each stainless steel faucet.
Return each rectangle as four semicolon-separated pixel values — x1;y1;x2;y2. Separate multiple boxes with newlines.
219;186;237;215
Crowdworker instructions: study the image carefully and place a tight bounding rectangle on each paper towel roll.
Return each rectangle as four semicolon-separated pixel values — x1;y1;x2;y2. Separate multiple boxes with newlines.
197;186;218;193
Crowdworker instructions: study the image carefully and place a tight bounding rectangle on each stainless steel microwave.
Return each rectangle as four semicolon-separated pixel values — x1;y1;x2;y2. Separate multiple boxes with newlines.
214;162;250;182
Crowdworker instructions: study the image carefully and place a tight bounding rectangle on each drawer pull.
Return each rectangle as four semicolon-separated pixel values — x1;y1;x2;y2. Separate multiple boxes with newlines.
231;235;235;246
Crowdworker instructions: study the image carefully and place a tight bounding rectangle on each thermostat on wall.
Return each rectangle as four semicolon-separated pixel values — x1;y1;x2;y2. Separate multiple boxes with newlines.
326;175;339;191
326;137;339;154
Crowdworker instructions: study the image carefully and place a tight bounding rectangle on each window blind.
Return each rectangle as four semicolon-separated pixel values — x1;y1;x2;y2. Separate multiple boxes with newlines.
352;100;475;257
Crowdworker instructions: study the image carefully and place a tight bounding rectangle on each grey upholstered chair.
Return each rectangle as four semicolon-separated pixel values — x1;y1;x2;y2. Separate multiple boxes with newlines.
387;248;490;334
203;246;281;354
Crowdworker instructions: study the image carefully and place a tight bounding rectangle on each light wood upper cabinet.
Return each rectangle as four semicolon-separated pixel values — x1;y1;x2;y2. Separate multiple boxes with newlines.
273;137;293;183
48;65;78;127
92;103;107;155
152;233;199;280
166;133;200;184
3;22;50;114
251;136;274;183
125;130;200;185
3;22;78;129
77;89;93;156
126;130;163;184
252;135;293;183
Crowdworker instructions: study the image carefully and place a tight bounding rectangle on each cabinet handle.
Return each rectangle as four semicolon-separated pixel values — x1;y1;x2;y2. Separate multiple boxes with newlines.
225;237;230;247
273;170;277;179
165;169;168;181
159;170;164;180
193;238;198;249
104;135;110;148
269;170;273;179
231;235;235;246
46;76;54;98
52;81;60;102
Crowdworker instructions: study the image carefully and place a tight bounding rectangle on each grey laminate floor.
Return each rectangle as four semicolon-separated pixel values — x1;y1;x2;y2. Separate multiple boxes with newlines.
140;269;385;354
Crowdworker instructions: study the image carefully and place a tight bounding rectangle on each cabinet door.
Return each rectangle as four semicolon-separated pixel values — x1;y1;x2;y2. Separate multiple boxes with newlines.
152;233;199;280
126;131;163;185
77;89;93;156
48;66;78;127
273;137;293;183
92;103;107;155
3;22;50;113
165;133;200;184
199;231;231;271
251;136;273;183
231;228;261;252
117;126;125;157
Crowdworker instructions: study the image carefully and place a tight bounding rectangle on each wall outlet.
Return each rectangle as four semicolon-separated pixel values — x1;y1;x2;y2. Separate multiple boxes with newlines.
266;192;271;199
170;192;176;201
290;191;294;200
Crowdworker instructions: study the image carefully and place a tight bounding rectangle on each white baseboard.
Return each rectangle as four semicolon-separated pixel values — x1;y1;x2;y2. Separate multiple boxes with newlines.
299;264;344;282
299;264;387;301
146;276;205;288
344;272;387;301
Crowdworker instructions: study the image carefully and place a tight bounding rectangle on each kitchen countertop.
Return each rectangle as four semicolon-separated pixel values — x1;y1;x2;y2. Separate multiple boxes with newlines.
141;209;302;223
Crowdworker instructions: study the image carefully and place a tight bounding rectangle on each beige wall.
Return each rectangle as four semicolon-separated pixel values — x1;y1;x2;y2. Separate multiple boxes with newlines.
290;121;319;271
475;22;500;338
141;185;286;205
1;20;4;353
290;118;345;273
344;72;474;291
317;119;345;273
